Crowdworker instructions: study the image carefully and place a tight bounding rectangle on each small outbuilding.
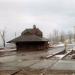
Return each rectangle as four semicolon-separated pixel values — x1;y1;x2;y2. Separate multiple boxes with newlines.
8;25;49;51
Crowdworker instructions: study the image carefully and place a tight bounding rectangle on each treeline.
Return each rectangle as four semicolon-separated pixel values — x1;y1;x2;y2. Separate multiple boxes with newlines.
49;30;74;44
0;29;74;48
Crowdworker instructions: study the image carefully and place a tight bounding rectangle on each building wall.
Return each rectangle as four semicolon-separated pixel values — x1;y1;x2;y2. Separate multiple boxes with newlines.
16;41;49;51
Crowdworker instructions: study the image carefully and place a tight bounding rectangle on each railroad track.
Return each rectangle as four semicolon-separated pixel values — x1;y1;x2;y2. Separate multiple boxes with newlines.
43;49;73;60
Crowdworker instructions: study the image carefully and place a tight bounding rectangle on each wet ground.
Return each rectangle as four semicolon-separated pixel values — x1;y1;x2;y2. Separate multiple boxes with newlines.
0;45;75;75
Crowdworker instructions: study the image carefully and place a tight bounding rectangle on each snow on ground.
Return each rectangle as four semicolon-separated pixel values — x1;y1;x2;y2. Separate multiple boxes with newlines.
55;44;64;47
54;54;65;59
0;48;16;52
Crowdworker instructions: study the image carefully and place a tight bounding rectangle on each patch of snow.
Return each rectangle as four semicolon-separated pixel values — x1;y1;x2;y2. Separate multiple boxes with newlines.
54;43;64;47
55;55;65;59
0;49;16;52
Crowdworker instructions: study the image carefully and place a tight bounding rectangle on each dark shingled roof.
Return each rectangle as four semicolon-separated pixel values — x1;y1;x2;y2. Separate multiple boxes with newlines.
8;35;48;43
21;29;33;35
21;28;42;37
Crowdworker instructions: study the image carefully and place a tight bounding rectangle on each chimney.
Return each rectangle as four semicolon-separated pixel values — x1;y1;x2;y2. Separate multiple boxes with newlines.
33;25;36;29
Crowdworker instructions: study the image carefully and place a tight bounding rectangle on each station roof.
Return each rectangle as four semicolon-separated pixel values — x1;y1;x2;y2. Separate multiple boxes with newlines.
8;35;48;43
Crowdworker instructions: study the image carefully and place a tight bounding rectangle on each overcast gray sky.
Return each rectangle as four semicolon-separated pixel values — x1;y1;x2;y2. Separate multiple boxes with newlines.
0;0;75;41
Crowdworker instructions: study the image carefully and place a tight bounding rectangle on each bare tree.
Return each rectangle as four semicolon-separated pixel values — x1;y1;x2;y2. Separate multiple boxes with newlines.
0;30;5;47
60;31;65;43
15;32;17;38
53;30;59;44
68;31;73;44
49;30;61;44
48;33;52;42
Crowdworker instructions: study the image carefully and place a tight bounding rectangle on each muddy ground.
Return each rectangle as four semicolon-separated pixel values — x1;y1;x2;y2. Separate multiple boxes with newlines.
0;46;75;75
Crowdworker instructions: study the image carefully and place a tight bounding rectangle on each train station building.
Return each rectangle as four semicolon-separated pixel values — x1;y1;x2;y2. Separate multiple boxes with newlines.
8;25;49;51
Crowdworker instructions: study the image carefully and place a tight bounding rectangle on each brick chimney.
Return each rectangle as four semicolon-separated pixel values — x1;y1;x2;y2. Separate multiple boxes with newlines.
33;25;36;29
32;25;37;34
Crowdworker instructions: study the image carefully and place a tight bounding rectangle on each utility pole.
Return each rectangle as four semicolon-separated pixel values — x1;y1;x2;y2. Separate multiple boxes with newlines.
64;40;68;53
